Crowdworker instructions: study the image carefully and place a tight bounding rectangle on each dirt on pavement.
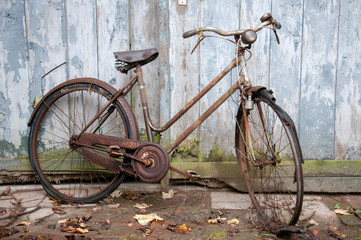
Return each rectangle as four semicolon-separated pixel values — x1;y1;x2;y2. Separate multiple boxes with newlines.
0;184;360;240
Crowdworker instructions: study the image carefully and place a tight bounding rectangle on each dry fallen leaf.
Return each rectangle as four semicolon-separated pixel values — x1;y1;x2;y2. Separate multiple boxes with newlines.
50;198;72;206
227;218;240;225
0;186;11;196
162;189;176;199
207;216;227;224
16;221;31;226
334;209;352;215
75;227;89;234
110;190;123;198
206;218;218;224
134;203;152;209
134;213;163;225
308;219;318;226
124;191;142;200
11;198;22;205
176;224;192;234
60;226;77;233
60;225;89;234
328;226;346;238
52;207;66;215
0;207;7;215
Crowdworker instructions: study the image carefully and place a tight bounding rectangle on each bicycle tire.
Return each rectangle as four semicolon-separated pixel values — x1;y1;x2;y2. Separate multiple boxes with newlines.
29;78;138;203
235;89;303;228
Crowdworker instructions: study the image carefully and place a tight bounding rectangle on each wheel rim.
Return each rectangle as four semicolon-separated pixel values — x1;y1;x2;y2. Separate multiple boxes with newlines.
236;95;303;228
30;83;130;202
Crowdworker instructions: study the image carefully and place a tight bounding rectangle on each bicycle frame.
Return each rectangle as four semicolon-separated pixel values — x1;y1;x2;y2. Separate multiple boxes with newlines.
126;50;251;154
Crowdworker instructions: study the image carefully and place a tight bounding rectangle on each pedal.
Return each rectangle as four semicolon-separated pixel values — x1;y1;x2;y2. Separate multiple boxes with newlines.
187;170;201;180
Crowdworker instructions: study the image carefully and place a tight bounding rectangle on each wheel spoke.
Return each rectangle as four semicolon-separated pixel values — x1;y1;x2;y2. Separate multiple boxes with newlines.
29;82;133;203
235;91;303;229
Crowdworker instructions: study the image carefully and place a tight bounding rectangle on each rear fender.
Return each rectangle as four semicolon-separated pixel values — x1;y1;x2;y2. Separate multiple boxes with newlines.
28;77;139;139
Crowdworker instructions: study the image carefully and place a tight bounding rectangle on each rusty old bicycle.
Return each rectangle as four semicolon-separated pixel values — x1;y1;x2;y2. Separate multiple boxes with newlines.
28;13;303;227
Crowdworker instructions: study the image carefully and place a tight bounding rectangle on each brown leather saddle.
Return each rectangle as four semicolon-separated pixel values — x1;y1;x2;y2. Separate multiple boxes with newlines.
114;48;159;74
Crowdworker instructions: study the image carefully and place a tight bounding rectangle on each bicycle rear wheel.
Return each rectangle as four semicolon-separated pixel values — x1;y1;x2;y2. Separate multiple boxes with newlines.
235;89;303;229
29;78;138;203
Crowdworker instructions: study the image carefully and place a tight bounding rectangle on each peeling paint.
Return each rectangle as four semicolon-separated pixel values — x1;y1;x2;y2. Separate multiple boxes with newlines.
0;0;360;167
71;56;83;70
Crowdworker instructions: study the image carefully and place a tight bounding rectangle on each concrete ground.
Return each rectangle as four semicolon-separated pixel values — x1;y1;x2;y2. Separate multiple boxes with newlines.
0;183;360;239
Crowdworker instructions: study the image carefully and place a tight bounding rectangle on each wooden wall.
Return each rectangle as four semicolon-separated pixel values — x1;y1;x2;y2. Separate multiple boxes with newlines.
0;0;360;170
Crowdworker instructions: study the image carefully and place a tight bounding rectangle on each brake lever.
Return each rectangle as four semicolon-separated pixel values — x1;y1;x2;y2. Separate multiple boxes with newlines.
191;31;205;54
273;24;280;45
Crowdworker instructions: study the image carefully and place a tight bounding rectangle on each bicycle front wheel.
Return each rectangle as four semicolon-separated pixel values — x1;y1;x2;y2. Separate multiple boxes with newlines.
29;78;138;203
235;89;303;229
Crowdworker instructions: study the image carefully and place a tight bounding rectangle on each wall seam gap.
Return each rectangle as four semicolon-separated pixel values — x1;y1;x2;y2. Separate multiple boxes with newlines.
64;0;70;81
95;0;99;80
298;0;306;140
333;2;342;159
268;0;273;89
128;0;133;107
23;0;31;95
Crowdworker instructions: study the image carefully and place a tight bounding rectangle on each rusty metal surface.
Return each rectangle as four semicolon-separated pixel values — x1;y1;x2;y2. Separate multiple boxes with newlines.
78;133;141;150
81;147;121;173
133;145;169;182
136;65;153;142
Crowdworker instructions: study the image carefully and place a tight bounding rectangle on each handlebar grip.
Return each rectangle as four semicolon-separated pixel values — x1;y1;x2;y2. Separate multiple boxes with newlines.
183;29;198;38
273;20;282;29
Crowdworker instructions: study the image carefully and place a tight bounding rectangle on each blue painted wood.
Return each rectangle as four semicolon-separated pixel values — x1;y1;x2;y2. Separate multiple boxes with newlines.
131;0;161;131
168;0;200;151
335;0;361;160
96;0;130;87
299;0;339;160
0;0;360;164
270;0;303;127
0;0;30;158
198;0;239;160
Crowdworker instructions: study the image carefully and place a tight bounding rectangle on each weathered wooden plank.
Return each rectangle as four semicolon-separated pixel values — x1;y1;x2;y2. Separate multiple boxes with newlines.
96;0;130;87
335;0;361;160
65;0;98;78
299;0;339;159
158;0;171;144
198;0;240;161
239;0;272;88
0;0;30;158
270;0;303;127
0;0;361;167
130;0;160;135
168;1;200;151
24;0;68;94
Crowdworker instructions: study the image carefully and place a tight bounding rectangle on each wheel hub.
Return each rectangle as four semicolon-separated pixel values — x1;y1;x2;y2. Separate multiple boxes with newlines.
133;144;169;183
69;135;80;150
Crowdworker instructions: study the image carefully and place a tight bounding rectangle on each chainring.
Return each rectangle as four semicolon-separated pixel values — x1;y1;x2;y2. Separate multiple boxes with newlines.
133;144;169;183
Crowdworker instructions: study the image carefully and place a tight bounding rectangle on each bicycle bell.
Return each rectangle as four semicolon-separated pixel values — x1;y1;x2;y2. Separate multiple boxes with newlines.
241;30;257;45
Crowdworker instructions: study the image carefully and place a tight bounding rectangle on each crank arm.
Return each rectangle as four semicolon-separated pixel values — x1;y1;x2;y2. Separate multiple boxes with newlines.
107;147;153;166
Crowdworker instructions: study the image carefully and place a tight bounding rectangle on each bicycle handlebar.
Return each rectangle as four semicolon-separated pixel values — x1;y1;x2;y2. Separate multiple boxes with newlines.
183;13;281;39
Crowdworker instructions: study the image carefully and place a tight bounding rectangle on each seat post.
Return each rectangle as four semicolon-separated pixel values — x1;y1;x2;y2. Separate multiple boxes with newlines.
135;64;153;142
